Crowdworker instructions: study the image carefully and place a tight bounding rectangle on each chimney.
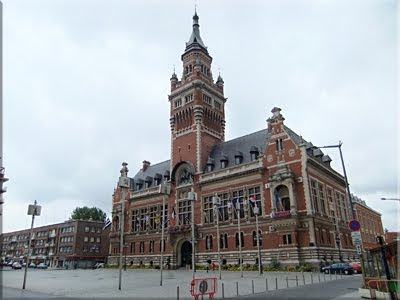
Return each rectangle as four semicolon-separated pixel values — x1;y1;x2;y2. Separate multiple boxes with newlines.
142;160;151;171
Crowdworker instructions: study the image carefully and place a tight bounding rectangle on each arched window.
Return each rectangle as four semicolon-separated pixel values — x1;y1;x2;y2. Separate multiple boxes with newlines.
275;185;290;211
206;235;213;250
252;230;263;247
235;232;244;247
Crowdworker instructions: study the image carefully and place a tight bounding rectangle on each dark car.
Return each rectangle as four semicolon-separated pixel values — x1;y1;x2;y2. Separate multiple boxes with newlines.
321;263;354;275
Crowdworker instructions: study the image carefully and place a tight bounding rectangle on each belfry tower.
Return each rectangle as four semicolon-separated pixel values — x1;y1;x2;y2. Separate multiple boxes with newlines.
169;12;226;173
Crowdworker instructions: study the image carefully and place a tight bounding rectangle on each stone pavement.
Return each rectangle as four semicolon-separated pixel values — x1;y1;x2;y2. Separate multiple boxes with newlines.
2;268;360;299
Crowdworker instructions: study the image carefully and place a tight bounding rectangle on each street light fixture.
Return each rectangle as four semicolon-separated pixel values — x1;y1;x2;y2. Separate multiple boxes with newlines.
381;198;400;201
23;200;41;289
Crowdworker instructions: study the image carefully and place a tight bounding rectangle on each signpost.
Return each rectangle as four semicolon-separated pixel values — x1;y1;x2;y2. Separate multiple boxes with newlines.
351;231;362;245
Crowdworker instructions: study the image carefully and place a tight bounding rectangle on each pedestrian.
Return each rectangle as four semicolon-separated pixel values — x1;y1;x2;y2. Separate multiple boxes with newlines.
211;262;216;272
206;261;210;273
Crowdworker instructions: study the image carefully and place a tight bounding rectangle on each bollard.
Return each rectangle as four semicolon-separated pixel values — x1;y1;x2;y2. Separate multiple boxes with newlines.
275;277;278;290
340;272;343;279
222;283;224;299
296;275;298;286
177;285;179;300
252;280;254;294
335;271;338;280
265;278;268;291
311;273;313;284
286;276;289;288
330;271;332;280
302;273;305;285
318;273;321;282
236;281;239;296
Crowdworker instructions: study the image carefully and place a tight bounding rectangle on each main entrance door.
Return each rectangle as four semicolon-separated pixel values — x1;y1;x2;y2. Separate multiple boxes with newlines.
180;241;192;267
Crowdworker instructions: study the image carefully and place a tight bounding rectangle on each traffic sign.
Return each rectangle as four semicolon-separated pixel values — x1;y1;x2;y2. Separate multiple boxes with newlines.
348;219;361;232
356;245;362;254
351;231;362;245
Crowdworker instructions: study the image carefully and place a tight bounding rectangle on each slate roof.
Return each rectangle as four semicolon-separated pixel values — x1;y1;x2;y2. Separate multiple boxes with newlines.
204;129;268;173
130;126;339;190
130;160;170;191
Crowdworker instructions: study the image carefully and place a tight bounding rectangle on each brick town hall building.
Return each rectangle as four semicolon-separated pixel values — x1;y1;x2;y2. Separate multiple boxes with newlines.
108;13;356;268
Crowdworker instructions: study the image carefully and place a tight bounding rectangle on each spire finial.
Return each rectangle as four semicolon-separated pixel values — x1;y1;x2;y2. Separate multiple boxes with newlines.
173;64;175;73
194;0;197;15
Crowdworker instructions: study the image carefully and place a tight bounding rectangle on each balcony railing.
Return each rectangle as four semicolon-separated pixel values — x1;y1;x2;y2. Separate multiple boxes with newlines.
272;211;291;219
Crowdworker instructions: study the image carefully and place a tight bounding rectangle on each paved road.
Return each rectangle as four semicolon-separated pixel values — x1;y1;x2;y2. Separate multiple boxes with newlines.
2;268;360;299
228;275;362;300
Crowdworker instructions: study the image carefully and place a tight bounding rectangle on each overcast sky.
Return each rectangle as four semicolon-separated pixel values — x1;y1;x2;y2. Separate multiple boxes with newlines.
2;0;398;233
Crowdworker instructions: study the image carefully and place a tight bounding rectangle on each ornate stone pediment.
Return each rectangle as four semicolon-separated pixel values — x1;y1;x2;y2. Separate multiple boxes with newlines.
269;164;294;182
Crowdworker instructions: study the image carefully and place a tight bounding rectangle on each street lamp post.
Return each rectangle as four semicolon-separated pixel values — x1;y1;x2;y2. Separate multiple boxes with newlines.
188;189;197;279
234;201;243;278
212;195;222;280
159;182;170;286
23;200;41;289
253;205;263;276
118;162;129;291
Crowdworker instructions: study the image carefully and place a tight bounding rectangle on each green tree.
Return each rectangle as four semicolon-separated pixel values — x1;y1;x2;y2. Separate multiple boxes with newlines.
70;206;107;222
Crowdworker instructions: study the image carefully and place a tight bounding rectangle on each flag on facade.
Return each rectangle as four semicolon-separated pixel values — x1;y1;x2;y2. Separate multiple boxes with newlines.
155;216;160;225
249;196;257;206
274;189;280;210
203;211;208;223
103;218;112;230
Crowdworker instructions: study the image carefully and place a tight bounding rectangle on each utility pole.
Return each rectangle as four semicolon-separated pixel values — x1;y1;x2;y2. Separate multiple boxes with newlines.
213;195;222;279
23;200;41;289
118;162;129;291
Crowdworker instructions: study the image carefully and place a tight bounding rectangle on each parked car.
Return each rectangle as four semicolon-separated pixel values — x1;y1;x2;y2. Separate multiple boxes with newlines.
7;261;14;267
94;263;105;269
37;263;48;269
349;262;362;273
12;262;22;269
321;263;354;275
29;263;37;268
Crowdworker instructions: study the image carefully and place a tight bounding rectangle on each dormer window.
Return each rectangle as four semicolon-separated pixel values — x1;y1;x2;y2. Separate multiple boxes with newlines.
276;139;283;152
136;179;144;190
144;176;153;188
154;173;162;186
250;146;259;161
206;157;215;172
234;151;243;165
220;155;228;169
163;171;170;182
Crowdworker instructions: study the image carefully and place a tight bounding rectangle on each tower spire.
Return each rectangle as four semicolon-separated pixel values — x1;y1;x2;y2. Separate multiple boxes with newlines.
184;11;208;54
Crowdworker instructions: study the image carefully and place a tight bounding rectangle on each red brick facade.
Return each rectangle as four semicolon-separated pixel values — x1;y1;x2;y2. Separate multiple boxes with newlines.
108;13;356;268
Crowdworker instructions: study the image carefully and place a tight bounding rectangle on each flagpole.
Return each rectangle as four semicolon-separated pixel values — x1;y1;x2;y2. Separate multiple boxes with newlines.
235;201;243;278
160;195;165;286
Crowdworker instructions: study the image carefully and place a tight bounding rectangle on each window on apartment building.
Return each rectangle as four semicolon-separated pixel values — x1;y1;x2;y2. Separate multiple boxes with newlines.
85;226;89;232
205;235;213;250
220;160;227;169
235;232;245;248
276;138;283;152
84;237;88;242
233;190;245;219
252;230;262;247
96;237;100;243
335;192;346;221
283;234;292;245
90;237;94;243
327;187;336;219
248;186;262;217
310;179;319;213
97;228;101;233
318;183;327;215
91;227;95;233
327;229;332;244
83;246;88;252
203;196;214;224
140;208;148;231
319;228;324;244
178;200;192;225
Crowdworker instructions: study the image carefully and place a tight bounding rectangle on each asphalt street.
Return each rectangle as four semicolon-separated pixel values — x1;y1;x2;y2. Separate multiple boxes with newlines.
229;275;362;300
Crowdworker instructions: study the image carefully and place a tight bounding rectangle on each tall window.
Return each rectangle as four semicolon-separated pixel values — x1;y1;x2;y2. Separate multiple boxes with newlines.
217;193;229;222
139;241;145;253
130;242;135;254
149;241;155;253
132;210;140;232
310;179;319;213
220;233;228;249
248;186;262;217
233;190;245;219
140;208;148;231
327;187;336;221
205;235;213;250
252;230;262;246
276;185;290;212
283;234;292;245
276;138;283;151
317;183;326;215
203;197;214;224
159;239;166;252
235;232;245;248
178;200;192;225
158;203;168;230
149;206;157;230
